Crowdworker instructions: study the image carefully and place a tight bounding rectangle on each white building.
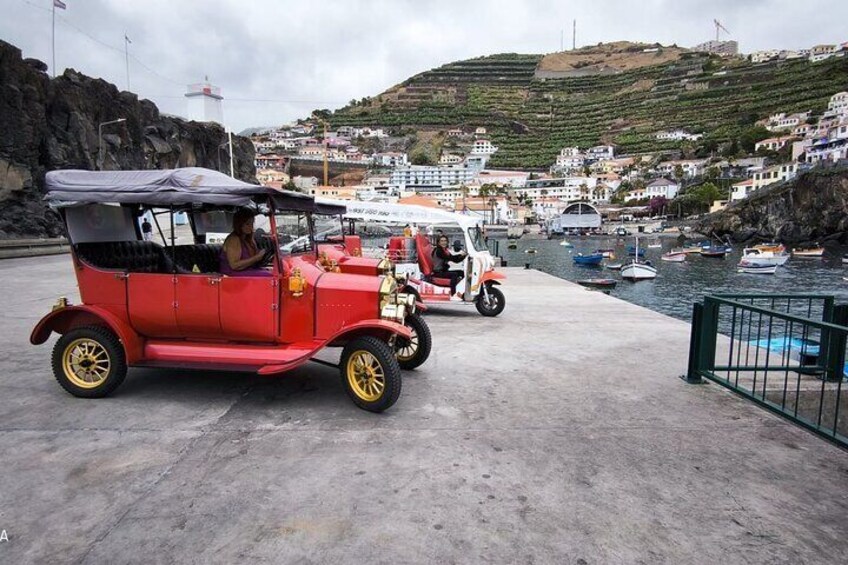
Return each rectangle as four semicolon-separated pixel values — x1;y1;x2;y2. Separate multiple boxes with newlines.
754;136;796;152
471;139;498;155
810;44;839;63
554;147;585;170
514;177;599;202
185;81;224;125
586;145;615;161
389;165;477;189
644;178;680;200
751;50;780;63
373;152;408;167
656;159;706;178
731;179;754;201
765;112;811;132
656;130;703;141
752;163;799;190
826;91;848;117
439;153;464;165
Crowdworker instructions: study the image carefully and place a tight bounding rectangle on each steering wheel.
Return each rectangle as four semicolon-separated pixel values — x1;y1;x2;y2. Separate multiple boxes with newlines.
259;247;276;267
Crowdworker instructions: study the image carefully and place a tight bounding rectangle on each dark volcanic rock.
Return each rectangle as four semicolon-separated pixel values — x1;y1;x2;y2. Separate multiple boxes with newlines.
0;40;256;238
698;163;848;245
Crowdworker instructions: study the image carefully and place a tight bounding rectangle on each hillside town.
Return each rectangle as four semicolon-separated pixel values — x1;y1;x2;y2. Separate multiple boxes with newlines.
249;87;848;229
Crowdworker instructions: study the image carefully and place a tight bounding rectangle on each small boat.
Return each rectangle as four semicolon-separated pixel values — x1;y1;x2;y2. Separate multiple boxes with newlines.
626;246;645;257
524;248;538;254
573;253;604;266
843;254;848;264
701;248;729;258
621;238;657;280
737;260;778;274
605;262;623;270
560;241;574;248
647;240;662;249
741;248;790;266
754;242;786;253
681;246;703;254
595;248;615;258
792;246;825;258
661;251;687;262
577;278;617;290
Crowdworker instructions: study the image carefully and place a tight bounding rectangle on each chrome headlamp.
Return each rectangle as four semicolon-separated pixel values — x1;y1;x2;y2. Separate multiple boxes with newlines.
377;257;395;277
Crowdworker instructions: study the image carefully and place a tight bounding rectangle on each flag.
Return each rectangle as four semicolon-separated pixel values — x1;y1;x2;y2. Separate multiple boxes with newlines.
53;0;66;9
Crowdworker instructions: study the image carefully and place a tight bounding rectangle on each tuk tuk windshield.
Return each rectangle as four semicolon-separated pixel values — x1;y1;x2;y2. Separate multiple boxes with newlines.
275;212;314;254
468;226;488;252
313;214;344;243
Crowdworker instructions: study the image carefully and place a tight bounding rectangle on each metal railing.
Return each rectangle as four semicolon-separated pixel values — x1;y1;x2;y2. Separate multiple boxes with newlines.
684;294;848;447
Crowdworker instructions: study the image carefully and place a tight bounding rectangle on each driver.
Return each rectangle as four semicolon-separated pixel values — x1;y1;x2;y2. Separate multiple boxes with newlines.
432;235;466;296
220;208;272;277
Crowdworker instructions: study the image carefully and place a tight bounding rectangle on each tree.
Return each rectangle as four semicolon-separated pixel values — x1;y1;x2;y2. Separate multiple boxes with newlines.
648;196;668;215
739;125;771;154
410;150;433;166
705;166;720;181
673;164;685;183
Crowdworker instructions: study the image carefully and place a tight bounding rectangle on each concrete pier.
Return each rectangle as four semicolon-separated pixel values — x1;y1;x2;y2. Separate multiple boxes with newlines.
1;256;847;564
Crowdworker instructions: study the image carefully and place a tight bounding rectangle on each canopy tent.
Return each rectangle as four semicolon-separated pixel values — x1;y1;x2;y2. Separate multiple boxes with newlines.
44;168;330;213
317;198;481;230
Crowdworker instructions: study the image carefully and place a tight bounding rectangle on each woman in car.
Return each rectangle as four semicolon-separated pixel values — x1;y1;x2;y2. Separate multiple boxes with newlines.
432;235;466;296
220;209;272;276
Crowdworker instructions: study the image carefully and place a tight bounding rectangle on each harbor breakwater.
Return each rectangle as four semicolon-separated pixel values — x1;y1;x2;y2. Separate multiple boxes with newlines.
0;40;256;239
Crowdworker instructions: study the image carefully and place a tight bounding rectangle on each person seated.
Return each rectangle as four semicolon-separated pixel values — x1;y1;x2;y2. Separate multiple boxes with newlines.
219;209;272;277
432;235;466;295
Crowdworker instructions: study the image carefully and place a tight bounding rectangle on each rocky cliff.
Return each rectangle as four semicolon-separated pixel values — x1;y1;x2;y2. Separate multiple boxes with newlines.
0;40;255;238
699;163;848;244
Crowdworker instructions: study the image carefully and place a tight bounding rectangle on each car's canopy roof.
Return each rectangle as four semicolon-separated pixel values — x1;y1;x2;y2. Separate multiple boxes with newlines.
44;167;340;213
317;197;482;230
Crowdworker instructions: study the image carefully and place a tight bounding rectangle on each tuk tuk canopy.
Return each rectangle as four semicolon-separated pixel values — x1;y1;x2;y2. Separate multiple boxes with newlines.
44;168;335;213
317;198;481;230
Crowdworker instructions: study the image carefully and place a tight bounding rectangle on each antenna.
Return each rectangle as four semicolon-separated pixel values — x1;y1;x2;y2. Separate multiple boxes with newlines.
713;19;730;42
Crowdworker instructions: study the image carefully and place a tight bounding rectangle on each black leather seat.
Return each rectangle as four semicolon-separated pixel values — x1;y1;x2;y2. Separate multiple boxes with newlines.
74;241;177;273
173;244;223;273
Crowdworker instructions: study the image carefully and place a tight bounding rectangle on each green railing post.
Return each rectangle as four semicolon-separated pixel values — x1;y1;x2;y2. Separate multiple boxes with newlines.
700;298;720;373
681;302;705;383
823;304;848;383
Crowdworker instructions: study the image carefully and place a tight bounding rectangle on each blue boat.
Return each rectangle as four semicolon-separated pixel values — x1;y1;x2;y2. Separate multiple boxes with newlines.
573;253;604;265
626;246;645;257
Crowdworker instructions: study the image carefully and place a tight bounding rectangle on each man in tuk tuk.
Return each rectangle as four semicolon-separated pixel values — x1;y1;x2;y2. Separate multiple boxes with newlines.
432;235;466;296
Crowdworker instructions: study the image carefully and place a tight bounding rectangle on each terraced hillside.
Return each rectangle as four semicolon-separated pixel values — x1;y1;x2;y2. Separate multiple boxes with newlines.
329;44;848;168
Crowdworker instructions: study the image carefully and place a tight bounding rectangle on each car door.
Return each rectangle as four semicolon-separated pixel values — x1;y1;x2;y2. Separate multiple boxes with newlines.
127;273;180;337
219;276;278;342
174;274;223;338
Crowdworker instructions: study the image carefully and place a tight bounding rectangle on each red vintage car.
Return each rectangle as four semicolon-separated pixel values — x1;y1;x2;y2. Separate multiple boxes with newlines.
30;168;428;412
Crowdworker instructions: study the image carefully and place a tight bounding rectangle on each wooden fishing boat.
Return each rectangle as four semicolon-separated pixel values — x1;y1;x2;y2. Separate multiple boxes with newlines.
573;253;604;266
661;251;687;262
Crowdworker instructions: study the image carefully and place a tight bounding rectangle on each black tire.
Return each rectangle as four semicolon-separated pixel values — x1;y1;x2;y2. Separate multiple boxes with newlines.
51;326;127;398
340;336;402;412
395;312;432;370
475;284;506;317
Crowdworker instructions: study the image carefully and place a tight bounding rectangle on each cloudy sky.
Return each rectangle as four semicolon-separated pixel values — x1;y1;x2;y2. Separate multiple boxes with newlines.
2;0;846;132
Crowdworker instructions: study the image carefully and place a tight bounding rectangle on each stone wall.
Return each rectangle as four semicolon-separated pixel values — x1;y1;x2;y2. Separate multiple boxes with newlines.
0;40;255;238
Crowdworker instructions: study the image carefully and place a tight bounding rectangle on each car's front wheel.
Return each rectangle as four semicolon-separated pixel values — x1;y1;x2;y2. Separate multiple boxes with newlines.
51;326;127;398
395;312;432;370
340;336;402;412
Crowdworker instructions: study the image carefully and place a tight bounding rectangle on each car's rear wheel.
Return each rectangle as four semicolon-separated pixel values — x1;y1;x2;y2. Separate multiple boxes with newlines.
395;312;432;370
51;326;127;398
340;336;402;412
475;284;505;317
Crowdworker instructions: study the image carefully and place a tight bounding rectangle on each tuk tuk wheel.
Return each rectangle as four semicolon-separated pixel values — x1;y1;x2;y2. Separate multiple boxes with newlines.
395;312;432;370
476;285;506;317
51;326;127;398
341;336;402;412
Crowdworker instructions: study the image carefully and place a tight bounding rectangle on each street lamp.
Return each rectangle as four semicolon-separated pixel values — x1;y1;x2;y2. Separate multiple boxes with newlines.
98;118;126;170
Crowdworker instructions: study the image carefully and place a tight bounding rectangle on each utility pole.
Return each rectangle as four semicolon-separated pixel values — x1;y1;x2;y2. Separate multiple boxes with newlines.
573;19;576;50
560;29;563;52
228;129;235;178
323;121;329;186
52;0;67;78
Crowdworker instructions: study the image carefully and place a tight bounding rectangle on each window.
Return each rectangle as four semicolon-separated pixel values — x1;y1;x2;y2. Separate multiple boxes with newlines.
276;212;313;254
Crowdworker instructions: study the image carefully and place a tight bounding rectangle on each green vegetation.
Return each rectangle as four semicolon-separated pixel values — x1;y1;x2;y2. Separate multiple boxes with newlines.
327;51;848;168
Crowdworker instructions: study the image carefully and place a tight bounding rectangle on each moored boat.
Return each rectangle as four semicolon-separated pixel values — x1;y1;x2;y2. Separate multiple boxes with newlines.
573;253;604;266
626;246;646;257
605;262;623;270
577;278;617;290
737;259;778;274
792;246;825;258
559;240;574;248
700;248;729;258
595;248;615;258
621;237;657;280
754;242;786;253
741;248;790;266
661;251;687;262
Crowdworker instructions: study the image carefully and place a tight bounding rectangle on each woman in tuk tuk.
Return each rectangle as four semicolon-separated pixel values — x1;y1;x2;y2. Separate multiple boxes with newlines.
220;208;272;276
432;235;466;295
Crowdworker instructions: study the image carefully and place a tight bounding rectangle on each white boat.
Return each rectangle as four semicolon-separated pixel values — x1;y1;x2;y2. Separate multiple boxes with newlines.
661;251;686;262
737;260;778;274
792;247;824;258
621;237;657;280
647;240;662;249
741;248;790;266
560;241;574;248
605;263;623;270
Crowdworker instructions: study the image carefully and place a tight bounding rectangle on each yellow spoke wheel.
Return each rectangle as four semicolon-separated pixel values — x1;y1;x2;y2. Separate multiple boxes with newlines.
62;338;111;389
340;336;402;412
51;326;127;398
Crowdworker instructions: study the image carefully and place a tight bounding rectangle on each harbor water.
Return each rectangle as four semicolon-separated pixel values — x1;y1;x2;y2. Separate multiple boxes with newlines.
500;236;848;321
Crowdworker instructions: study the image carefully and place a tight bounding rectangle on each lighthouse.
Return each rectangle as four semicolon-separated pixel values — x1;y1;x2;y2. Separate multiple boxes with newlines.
185;78;224;124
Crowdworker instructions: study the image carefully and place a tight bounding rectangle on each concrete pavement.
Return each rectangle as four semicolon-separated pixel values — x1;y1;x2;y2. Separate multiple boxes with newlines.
1;256;846;564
